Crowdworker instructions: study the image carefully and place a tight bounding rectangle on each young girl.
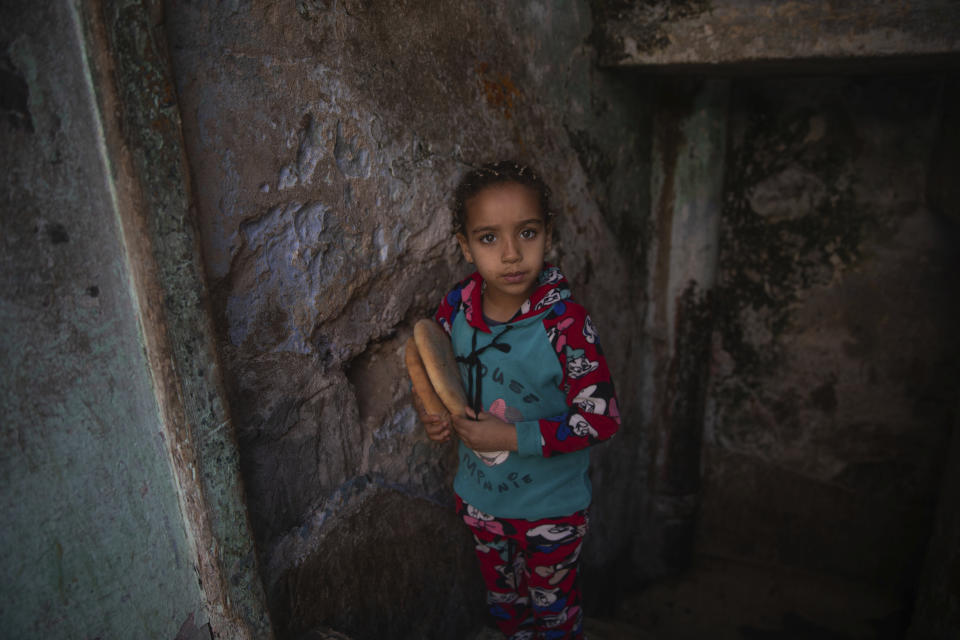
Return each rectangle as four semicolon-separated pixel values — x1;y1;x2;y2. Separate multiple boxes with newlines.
418;161;620;639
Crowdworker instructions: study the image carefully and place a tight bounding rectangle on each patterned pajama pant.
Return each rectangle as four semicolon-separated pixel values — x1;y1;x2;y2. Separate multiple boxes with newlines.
457;496;588;640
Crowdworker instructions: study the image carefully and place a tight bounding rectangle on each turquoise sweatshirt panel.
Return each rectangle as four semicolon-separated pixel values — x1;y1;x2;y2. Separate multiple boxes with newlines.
450;310;593;519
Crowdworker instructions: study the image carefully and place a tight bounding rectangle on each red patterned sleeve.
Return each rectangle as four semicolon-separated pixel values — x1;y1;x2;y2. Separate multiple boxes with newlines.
519;304;621;457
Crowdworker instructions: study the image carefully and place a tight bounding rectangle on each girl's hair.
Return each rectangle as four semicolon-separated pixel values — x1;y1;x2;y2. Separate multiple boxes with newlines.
452;160;553;236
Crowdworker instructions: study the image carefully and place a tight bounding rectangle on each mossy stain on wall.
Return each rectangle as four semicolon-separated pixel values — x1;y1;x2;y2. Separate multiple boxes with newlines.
712;82;873;410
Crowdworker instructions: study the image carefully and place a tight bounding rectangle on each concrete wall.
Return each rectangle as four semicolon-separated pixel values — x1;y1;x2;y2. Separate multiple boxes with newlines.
2;1;270;637
0;2;208;637
909;404;960;638
908;78;960;638
635;68;959;628
164;1;652;636
700;74;959;604
592;0;960;69
593;4;960;626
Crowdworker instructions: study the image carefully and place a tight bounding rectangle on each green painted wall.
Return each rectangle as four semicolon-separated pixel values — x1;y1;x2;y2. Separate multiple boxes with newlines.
0;2;206;637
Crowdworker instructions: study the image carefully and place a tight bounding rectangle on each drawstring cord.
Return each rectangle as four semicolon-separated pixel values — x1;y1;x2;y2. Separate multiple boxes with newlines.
456;326;513;420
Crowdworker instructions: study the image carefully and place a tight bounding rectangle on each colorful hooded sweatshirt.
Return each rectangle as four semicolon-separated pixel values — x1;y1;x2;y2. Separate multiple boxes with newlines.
434;264;620;520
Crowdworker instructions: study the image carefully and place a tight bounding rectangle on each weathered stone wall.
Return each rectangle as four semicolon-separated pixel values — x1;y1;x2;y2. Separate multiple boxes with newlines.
164;1;652;636
699;74;960;603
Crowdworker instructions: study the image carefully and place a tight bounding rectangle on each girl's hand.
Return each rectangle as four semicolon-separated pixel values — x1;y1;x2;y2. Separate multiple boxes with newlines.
424;414;451;442
412;393;451;443
451;408;518;452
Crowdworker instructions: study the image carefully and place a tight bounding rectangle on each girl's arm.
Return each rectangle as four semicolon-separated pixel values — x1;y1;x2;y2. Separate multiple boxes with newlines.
516;304;621;457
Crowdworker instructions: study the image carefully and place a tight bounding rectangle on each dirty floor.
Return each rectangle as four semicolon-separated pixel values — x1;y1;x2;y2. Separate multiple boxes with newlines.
471;555;906;640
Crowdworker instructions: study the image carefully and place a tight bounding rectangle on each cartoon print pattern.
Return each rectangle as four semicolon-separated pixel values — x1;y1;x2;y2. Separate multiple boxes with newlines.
471;398;523;467
458;497;587;639
436;272;477;335
540;303;620;457
435;266;620;458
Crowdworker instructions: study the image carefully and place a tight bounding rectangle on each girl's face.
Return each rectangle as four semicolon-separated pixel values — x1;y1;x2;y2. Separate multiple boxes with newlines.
456;182;550;315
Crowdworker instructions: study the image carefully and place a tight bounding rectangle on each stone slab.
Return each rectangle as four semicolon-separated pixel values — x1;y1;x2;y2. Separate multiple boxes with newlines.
593;0;960;69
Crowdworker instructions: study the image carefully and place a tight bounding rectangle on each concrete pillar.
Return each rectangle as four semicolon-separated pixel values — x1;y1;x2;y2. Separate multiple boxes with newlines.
642;77;729;570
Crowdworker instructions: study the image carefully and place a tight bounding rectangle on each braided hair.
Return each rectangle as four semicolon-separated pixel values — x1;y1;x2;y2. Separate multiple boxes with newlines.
452;160;553;236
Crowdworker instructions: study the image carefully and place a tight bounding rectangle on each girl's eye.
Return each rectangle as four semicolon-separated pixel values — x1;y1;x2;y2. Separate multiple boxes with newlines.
520;228;538;240
479;233;496;244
